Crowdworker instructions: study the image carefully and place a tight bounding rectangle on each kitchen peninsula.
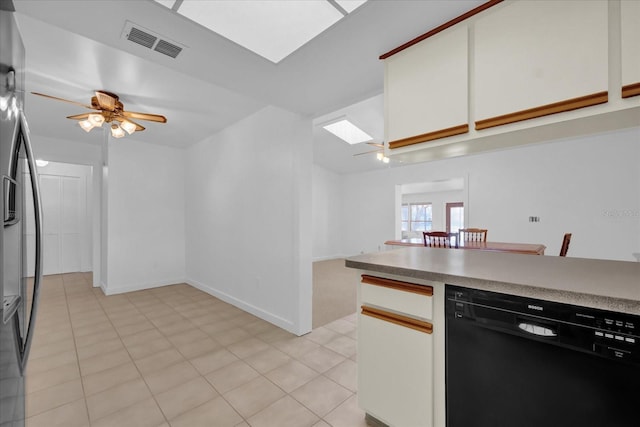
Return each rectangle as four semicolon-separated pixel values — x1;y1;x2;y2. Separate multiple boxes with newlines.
384;239;546;255
346;247;640;427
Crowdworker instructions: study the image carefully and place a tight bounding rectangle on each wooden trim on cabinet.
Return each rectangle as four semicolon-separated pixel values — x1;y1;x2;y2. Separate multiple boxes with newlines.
361;305;433;334
475;91;609;130
361;275;433;297
388;124;469;150
379;0;503;60
622;83;640;98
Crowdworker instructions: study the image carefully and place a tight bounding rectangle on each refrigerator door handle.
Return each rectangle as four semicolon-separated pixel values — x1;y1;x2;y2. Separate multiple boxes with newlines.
3;115;20;226
14;111;43;373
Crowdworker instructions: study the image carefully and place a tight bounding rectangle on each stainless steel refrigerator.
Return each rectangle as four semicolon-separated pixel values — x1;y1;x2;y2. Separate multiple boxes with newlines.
1;0;43;425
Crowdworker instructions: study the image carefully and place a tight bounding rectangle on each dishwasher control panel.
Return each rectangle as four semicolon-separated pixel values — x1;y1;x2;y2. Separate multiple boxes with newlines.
446;285;639;365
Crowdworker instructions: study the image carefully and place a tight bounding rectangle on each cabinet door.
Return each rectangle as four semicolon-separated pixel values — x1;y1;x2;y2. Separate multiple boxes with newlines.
385;26;468;149
474;0;608;129
621;0;640;98
358;307;433;427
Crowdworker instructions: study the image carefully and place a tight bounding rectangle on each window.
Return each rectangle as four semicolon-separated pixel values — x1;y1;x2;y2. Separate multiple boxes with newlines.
446;202;464;233
401;203;433;232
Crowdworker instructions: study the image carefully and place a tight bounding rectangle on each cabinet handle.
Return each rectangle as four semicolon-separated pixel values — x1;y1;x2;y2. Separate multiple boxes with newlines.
361;306;433;334
388;124;469;149
361;275;433;297
475;91;608;130
622;82;640;98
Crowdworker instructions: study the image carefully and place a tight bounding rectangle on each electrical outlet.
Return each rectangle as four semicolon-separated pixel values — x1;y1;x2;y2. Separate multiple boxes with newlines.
529;216;540;222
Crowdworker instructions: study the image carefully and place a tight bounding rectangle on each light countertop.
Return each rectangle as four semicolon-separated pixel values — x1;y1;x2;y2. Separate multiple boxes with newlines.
346;247;640;315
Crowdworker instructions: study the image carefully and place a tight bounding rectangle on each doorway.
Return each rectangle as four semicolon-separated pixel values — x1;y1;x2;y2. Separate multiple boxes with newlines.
396;177;467;238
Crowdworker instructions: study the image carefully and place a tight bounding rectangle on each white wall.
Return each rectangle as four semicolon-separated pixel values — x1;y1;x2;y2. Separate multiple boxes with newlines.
338;127;640;261
104;138;186;294
312;165;345;260
185;106;313;335
29;135;102;166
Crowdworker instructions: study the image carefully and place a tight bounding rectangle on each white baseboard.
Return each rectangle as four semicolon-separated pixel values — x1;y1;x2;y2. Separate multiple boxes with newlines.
96;276;303;336
100;277;187;296
186;278;299;335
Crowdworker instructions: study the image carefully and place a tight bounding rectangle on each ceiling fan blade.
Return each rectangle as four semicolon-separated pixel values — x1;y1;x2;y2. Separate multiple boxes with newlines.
95;91;117;111
122;110;167;123
66;113;92;121
119;116;145;132
353;150;383;157
31;92;96;109
366;142;385;148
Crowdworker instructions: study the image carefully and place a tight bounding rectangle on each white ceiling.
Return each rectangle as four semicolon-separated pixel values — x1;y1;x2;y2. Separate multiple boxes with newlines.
13;0;484;174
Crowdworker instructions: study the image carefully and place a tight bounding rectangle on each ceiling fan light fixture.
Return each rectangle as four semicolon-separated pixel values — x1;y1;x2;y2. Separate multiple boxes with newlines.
382;156;390;164
376;152;384;161
120;120;137;135
79;119;94;132
88;113;105;127
111;124;126;138
33;91;167;140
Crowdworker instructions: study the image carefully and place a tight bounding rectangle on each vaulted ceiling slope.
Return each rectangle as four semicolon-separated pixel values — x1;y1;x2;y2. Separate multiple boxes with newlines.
14;0;483;151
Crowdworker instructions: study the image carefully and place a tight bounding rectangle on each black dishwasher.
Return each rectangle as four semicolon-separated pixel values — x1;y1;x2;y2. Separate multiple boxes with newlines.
445;285;640;427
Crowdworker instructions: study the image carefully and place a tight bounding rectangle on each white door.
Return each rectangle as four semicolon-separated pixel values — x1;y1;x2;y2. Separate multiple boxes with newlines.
43;175;82;274
26;163;91;275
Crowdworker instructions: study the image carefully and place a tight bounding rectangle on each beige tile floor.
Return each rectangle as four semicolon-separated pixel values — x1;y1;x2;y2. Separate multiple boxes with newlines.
25;273;367;427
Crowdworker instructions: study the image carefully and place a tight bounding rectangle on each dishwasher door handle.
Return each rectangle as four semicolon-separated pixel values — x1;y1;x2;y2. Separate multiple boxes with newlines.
518;322;557;337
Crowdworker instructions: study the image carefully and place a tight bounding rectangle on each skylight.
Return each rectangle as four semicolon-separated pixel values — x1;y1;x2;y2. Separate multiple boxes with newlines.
322;119;373;144
155;0;368;63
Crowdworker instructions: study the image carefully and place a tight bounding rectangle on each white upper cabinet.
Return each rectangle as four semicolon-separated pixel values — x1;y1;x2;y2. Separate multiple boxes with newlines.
382;0;639;162
385;26;468;147
474;1;609;128
621;0;640;97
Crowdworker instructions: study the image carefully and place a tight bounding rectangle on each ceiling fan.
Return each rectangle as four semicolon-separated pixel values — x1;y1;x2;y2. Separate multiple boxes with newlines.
353;142;390;163
32;90;167;138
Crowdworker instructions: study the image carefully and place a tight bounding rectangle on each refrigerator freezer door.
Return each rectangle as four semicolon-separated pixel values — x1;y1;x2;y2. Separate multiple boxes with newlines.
1;3;42;426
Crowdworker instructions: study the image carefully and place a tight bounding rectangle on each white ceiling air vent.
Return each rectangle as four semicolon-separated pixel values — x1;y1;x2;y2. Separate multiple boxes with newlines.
153;39;182;58
121;21;185;59
127;26;157;48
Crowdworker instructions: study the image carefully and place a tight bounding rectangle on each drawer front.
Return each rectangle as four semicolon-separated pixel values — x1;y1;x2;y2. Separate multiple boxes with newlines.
360;275;433;320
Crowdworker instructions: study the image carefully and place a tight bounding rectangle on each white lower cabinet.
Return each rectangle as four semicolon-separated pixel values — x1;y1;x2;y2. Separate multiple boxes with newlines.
357;275;444;427
358;309;433;427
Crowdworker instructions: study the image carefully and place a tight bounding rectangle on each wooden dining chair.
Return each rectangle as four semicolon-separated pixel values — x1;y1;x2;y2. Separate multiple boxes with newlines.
458;228;488;242
559;233;572;257
423;231;459;248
